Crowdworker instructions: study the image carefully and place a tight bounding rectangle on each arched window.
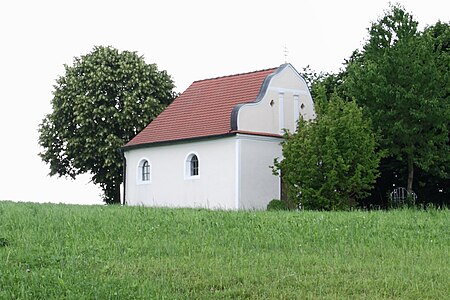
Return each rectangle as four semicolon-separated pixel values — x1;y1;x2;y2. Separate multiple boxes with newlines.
185;153;200;178
142;160;150;181
137;158;151;183
190;155;199;176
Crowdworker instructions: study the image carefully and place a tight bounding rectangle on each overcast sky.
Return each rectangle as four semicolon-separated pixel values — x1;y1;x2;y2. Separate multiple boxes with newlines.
0;0;448;205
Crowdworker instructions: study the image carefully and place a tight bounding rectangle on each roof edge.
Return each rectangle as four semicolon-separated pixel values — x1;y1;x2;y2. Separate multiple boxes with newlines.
231;130;283;139
122;133;237;151
123;130;284;151
230;63;292;131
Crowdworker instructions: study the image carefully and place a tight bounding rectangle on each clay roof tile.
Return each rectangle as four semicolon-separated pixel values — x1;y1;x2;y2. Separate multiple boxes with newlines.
125;67;277;147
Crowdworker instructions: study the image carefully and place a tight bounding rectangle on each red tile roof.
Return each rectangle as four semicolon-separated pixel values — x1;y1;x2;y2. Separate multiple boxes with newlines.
124;67;278;148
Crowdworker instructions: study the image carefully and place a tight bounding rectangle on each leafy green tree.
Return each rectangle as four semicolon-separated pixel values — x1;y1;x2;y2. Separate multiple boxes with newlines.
311;72;346;100
274;88;381;210
39;46;176;204
299;65;346;101
298;65;319;90
345;5;450;194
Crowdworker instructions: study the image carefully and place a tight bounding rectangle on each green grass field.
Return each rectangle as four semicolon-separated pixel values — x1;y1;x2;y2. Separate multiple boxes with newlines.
0;201;448;299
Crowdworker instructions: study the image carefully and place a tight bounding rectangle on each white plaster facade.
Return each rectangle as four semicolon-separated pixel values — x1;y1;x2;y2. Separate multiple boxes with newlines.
123;64;314;210
124;134;283;209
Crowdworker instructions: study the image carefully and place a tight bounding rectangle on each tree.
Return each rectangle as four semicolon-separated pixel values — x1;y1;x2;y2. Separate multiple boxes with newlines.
39;46;176;204
298;65;346;101
273;88;381;210
345;5;450;195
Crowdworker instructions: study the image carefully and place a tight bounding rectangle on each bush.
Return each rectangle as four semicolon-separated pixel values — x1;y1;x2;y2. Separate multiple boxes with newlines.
273;91;381;210
267;199;288;211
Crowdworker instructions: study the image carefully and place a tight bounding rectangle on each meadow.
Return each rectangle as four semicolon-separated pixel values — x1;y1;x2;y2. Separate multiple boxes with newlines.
0;201;448;299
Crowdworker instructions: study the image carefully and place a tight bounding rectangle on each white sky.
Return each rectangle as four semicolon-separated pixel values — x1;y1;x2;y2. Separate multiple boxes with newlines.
0;0;448;205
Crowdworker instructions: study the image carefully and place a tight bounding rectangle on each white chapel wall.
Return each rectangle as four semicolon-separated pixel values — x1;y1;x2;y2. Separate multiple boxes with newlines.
238;134;283;210
124;136;237;209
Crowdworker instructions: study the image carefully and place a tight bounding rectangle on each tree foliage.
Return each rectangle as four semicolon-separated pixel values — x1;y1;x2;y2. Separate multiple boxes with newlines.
299;66;346;101
39;46;176;204
274;88;381;210
344;5;450;194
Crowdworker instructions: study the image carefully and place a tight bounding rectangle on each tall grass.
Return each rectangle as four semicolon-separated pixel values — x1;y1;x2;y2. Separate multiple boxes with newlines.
0;201;448;299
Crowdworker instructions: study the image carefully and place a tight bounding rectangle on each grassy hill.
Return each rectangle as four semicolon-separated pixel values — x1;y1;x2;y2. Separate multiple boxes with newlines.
0;201;448;299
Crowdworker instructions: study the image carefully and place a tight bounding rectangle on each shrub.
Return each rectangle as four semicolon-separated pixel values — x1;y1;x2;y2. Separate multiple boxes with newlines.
267;199;288;211
273;91;382;210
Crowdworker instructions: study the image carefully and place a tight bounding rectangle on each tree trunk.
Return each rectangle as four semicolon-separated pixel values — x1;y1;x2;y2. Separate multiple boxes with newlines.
407;155;414;194
104;180;122;205
112;181;121;204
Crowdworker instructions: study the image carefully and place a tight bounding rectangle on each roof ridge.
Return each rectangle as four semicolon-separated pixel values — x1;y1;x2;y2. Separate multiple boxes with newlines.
193;67;278;84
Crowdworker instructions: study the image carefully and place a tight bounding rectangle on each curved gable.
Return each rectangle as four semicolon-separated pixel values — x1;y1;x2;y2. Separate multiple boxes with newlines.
233;64;315;135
